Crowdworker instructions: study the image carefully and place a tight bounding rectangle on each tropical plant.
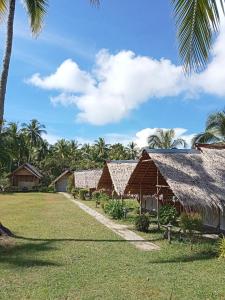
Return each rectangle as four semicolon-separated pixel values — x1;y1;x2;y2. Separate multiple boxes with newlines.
179;212;203;234
159;204;178;225
135;214;150;232
126;142;138;159
172;0;225;73
104;200;124;219
218;237;225;259
148;129;187;149
192;110;225;146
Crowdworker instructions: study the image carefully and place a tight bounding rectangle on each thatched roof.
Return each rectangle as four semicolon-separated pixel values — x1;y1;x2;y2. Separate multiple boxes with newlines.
98;160;138;196
52;170;72;184
10;163;43;179
74;169;102;189
125;148;225;210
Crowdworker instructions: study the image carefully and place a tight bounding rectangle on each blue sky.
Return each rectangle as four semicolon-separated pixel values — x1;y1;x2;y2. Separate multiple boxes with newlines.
1;0;225;147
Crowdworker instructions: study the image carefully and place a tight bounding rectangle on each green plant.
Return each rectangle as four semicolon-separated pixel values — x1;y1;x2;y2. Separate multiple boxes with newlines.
92;191;101;200
218;237;225;259
79;189;88;200
0;174;10;192
135;214;150;232
104;200;124;219
67;174;75;193
159;204;178;225
179;212;203;234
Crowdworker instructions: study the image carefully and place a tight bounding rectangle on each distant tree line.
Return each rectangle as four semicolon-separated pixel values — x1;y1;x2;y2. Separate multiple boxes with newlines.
0;119;139;184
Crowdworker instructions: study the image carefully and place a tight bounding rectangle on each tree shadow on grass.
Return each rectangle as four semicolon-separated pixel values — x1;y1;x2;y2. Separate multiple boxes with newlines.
15;235;162;243
149;250;217;264
0;240;61;268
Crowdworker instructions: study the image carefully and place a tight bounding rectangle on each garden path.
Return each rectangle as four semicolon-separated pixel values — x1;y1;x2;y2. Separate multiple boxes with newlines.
61;193;160;251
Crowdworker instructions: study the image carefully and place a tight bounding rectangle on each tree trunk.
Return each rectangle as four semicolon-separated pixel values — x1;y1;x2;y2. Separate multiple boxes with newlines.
0;0;16;133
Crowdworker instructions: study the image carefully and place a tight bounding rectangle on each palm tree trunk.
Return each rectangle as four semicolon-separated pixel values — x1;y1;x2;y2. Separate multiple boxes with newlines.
0;0;16;133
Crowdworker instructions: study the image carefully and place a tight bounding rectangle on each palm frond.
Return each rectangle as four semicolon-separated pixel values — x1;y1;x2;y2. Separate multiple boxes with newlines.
0;0;7;20
23;0;48;35
191;131;219;147
172;0;224;73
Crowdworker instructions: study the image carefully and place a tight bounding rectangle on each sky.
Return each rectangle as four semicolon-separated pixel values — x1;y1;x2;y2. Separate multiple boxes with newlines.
1;0;225;147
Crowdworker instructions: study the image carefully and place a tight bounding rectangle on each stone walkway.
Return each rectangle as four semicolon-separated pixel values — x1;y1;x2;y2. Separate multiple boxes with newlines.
61;193;160;251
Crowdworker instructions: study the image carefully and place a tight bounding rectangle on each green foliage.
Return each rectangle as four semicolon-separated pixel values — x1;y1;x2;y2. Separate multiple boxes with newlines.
79;189;89;200
135;214;150;232
218;237;225;259
92;191;101;200
159;204;178;225
0;173;10;192
72;188;80;199
38;186;55;193
104;200;124;219
179;212;203;234
67;174;74;193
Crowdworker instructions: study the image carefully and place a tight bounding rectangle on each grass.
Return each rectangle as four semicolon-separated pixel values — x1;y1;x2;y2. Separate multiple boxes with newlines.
0;193;225;299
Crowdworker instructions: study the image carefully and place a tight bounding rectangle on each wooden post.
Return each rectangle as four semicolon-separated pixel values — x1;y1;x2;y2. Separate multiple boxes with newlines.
156;169;160;230
139;183;142;215
167;223;172;244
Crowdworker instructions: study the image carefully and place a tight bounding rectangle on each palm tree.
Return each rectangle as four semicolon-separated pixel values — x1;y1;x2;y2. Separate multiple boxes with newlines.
94;137;109;161
22;119;46;161
192;110;225;146
148;129;187;149
172;0;225;73
126;142;138;159
0;0;48;132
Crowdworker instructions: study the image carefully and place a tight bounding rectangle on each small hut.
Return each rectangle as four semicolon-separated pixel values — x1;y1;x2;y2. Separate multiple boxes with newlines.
74;169;102;192
52;170;73;192
97;160;138;197
9;163;42;191
124;148;225;231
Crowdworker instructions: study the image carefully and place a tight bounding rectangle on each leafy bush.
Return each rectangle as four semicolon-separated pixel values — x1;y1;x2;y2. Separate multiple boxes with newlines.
38;186;55;193
67;174;74;193
135;214;150;232
79;189;88;200
92;191;101;200
72;188;80;198
179;212;203;234
159;204;178;225
100;192;110;210
0;174;10;192
104;200;124;219
218;237;225;259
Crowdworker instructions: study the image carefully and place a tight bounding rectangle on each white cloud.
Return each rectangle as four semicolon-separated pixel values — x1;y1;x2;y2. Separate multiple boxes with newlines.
27;22;225;125
42;133;61;145
132;128;195;148
27;59;95;93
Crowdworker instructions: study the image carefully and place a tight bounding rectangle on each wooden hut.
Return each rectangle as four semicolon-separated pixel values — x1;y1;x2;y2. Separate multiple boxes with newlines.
124;148;225;231
74;169;102;192
97;160;138;197
52;170;73;192
9;163;42;191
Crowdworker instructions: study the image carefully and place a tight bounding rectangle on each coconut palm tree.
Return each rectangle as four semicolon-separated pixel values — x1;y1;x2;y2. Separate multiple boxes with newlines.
22;119;46;162
192;110;225;146
148;129;187;149
0;0;48;132
172;0;225;73
126;142;138;159
94;137;109;161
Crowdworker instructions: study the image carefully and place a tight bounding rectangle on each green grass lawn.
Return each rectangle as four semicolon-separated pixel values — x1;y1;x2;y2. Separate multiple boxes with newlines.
0;193;225;300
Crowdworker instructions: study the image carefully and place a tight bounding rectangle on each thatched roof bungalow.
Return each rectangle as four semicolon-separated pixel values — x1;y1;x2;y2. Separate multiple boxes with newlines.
52;170;73;192
124;148;225;231
97;160;138;196
9;163;43;191
74;169;102;191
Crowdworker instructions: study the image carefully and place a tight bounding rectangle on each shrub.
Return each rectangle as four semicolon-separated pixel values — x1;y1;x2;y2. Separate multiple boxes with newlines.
179;212;203;234
135;214;150;232
104;200;124;219
100;192;110;210
218;237;225;259
159;204;178;225
67;174;75;193
72;188;80;198
79;189;88;200
0;174;10;192
92;191;101;201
